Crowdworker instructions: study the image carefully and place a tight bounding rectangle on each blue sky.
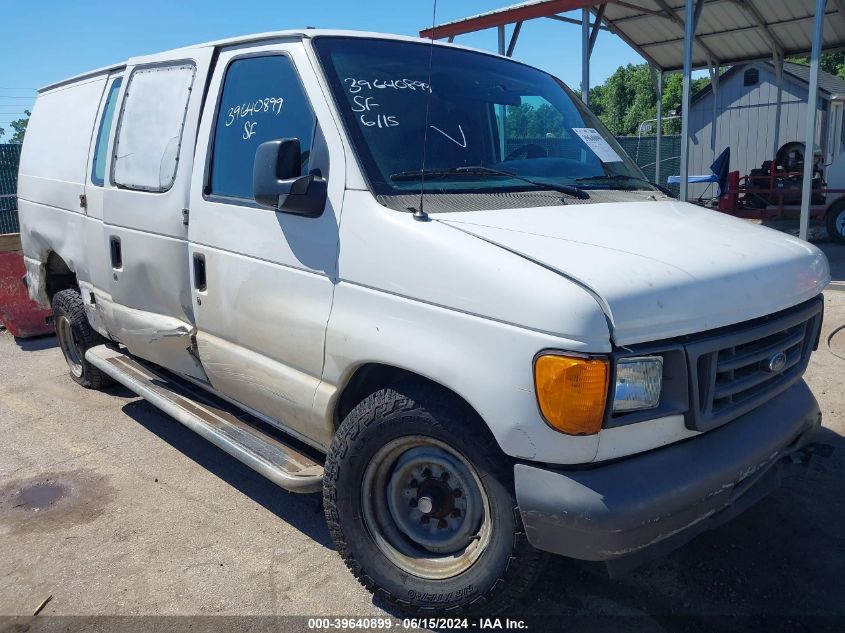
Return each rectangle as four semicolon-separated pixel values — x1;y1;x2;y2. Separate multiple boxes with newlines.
0;0;647;134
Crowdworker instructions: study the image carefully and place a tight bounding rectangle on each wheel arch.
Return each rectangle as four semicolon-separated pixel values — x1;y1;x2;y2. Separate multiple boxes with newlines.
44;250;79;301
332;362;501;450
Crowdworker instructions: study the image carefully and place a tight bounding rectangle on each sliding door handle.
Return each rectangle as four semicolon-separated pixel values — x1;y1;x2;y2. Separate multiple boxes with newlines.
110;236;122;269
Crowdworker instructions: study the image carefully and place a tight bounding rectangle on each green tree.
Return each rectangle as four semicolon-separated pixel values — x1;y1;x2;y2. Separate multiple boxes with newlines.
789;51;845;80
586;64;709;136
8;110;30;144
507;63;716;139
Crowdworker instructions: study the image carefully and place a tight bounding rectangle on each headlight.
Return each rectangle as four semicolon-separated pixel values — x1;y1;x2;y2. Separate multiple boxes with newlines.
613;356;663;412
534;354;609;435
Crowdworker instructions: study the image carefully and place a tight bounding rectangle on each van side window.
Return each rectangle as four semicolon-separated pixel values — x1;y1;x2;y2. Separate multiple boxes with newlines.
209;55;316;200
112;62;197;192
91;77;122;186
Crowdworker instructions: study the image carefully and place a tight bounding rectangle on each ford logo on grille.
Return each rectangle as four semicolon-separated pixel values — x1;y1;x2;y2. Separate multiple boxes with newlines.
766;352;787;373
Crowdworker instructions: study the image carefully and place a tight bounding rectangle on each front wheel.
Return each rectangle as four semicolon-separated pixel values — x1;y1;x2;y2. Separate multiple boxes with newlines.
323;381;546;615
825;199;845;245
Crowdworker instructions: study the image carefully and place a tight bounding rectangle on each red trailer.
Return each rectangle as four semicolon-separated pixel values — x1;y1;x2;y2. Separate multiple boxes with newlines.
0;233;53;338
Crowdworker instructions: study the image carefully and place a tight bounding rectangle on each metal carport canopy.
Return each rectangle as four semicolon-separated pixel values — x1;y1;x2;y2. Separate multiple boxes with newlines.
419;0;845;72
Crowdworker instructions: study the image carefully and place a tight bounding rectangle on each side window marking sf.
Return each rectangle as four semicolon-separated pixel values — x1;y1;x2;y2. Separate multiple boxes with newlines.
91;77;122;186
209;55;316;200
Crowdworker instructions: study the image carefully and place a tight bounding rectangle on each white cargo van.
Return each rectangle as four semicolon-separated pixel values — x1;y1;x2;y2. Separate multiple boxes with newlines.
18;30;830;614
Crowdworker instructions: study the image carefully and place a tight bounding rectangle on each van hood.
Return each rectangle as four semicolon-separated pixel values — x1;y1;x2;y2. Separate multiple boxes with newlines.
436;201;829;345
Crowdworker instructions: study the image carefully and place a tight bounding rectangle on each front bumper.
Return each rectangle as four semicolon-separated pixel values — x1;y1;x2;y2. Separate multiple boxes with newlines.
514;379;822;573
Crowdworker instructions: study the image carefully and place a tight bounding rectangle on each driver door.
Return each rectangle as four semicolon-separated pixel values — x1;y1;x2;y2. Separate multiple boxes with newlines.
187;41;346;449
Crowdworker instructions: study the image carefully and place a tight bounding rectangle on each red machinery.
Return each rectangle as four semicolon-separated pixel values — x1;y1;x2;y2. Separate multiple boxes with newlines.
714;142;845;242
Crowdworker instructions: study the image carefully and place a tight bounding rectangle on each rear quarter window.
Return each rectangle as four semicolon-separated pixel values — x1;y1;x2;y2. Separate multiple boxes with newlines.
91;77;122;186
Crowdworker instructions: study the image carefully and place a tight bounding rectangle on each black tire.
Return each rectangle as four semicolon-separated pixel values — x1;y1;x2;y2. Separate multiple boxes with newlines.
51;289;112;389
826;199;845;245
323;381;546;615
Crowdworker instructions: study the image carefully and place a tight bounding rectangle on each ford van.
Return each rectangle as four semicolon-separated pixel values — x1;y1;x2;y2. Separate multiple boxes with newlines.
17;30;830;614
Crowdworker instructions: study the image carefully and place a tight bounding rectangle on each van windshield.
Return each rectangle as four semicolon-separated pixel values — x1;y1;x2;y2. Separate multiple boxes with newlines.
313;36;655;205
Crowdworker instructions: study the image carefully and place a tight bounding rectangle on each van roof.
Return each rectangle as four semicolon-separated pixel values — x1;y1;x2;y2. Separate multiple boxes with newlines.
39;29;487;93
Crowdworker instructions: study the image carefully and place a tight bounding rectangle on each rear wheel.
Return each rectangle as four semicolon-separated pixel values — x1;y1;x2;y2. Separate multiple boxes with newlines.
825;199;845;245
323;381;546;615
52;289;112;389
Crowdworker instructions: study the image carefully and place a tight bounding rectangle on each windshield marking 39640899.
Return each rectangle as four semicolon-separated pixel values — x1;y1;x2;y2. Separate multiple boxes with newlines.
313;36;658;210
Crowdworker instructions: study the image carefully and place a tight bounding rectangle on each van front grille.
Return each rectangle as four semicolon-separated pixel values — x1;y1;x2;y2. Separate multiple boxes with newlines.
686;297;823;432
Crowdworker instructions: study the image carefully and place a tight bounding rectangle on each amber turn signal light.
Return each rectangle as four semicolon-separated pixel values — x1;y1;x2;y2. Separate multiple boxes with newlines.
534;354;609;435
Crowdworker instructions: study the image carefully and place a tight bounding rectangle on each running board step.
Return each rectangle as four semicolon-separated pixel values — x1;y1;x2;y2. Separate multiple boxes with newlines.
85;345;323;493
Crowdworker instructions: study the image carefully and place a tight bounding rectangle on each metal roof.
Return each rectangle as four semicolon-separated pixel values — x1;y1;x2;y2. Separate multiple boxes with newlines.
420;0;845;72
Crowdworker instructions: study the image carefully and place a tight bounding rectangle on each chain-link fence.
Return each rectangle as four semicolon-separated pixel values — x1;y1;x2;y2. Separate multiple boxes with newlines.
615;135;682;197
503;135;682;196
0;144;22;235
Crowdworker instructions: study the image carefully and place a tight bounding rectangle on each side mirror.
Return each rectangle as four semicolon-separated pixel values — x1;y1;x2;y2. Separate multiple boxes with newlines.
253;138;327;217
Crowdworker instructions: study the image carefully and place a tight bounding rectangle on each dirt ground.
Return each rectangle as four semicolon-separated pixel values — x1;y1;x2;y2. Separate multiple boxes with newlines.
1;250;844;629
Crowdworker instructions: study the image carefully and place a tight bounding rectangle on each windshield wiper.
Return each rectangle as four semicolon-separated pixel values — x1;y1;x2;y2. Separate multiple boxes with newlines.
390;165;589;200
575;174;658;190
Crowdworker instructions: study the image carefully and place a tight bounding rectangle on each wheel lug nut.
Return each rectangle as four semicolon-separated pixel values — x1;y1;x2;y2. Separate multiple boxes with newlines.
453;489;462;498
451;508;461;518
438;519;448;529
421;515;430;524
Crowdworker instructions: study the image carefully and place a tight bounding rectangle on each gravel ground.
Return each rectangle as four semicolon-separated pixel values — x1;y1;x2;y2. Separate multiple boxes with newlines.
1;286;844;630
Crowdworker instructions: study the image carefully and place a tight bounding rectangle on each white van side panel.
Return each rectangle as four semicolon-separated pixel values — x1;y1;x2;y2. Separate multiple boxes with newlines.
18;76;109;305
19;77;107;207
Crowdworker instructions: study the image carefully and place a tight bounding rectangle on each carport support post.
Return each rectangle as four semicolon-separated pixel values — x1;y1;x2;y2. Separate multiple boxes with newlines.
654;68;664;184
679;0;701;202
582;8;590;105
799;0;827;241
773;53;784;165
498;25;507;159
708;60;719;153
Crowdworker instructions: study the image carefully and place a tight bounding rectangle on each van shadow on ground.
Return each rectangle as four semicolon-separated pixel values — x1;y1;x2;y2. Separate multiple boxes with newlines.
118;398;333;549
816;241;845;284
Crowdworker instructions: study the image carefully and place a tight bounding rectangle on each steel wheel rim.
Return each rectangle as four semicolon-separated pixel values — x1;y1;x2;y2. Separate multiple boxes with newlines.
361;435;492;580
56;315;84;378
